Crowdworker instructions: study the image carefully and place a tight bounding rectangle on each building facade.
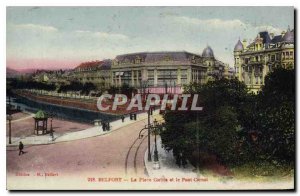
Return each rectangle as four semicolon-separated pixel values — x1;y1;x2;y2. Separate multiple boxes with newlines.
111;47;228;92
68;60;112;88
30;47;231;94
32;69;67;83
234;27;294;93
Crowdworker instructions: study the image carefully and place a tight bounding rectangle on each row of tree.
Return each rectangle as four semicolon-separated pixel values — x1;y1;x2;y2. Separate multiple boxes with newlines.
7;78;56;91
107;84;137;99
7;78;139;98
57;81;96;95
160;68;295;168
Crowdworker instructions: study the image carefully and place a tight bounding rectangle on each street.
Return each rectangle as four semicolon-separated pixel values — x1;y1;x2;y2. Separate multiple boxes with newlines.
7;119;153;180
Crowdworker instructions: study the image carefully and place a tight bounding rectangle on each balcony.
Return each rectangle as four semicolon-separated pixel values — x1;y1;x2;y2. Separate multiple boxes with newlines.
247;59;264;65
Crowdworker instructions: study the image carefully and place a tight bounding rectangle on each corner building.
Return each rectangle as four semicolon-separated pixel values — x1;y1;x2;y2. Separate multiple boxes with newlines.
234;27;294;93
111;47;229;93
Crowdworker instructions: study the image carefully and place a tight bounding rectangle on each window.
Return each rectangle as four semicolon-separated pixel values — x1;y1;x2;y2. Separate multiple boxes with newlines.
148;70;154;77
271;55;275;62
290;51;294;59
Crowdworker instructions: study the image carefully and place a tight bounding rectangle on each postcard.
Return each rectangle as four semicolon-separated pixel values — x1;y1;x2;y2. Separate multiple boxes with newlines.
6;6;295;190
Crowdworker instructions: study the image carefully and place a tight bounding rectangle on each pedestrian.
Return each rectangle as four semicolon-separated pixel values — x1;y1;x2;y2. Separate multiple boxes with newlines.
19;141;24;156
121;115;125;123
102;122;106;131
106;122;110;131
50;130;54;141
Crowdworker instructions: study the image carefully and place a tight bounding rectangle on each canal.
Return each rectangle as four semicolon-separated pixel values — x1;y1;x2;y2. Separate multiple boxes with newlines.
8;95;119;124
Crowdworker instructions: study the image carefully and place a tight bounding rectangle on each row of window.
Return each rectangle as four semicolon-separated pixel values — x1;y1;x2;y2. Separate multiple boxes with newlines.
242;73;263;85
238;51;294;65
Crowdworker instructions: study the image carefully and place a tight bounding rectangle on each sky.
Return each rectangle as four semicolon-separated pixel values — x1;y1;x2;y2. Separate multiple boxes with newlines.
6;6;294;71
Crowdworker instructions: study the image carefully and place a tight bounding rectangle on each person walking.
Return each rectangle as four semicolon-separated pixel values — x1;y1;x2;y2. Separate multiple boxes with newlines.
101;121;106;131
19;141;24;156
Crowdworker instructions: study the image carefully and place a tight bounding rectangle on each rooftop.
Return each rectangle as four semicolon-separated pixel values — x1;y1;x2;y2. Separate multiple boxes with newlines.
74;60;111;70
115;51;201;64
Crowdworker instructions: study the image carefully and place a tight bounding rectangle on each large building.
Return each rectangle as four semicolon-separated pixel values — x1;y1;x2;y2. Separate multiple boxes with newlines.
111;47;230;92
68;60;112;88
29;47;232;94
234;27;294;93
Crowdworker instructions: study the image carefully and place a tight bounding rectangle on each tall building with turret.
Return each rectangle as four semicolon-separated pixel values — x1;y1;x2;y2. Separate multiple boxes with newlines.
234;27;294;93
111;46;229;93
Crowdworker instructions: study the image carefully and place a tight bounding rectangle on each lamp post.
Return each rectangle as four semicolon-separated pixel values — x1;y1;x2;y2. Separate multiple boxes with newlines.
152;119;160;169
147;108;152;162
48;112;54;140
7;114;12;144
50;113;53;132
8;94;12;110
141;79;151;162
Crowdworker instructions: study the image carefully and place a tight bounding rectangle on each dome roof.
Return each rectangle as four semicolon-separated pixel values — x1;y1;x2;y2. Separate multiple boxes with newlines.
234;39;244;51
35;110;47;119
202;46;214;58
282;28;294;43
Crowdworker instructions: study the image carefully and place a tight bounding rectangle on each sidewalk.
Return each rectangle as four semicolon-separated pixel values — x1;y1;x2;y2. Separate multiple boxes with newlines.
7;110;160;146
144;138;294;190
144;137;202;179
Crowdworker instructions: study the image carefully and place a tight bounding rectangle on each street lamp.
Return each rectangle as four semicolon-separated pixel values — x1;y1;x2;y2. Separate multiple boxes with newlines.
152;119;160;169
50;113;53;132
141;79;152;162
48;112;54;141
7;114;12;144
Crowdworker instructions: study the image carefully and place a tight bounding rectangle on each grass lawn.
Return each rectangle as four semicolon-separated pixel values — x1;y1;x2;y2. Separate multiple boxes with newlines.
192;151;294;183
229;161;294;182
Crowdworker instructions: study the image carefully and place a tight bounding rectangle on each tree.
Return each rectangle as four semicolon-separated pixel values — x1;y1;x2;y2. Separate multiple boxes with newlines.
82;82;96;95
256;68;295;163
107;86;118;95
160;78;253;167
58;81;83;93
120;84;137;99
183;106;241;166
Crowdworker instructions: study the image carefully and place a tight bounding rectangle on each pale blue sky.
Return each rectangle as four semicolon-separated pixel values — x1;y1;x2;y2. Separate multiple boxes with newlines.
7;7;294;70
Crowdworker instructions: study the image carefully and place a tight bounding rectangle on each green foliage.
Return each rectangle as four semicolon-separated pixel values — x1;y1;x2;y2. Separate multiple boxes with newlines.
161;70;295;169
120;84;137;99
58;81;96;95
161;78;251;167
107;84;137;98
58;81;83;93
7;78;56;91
256;68;295;162
82;82;97;95
231;161;294;179
107;86;118;95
